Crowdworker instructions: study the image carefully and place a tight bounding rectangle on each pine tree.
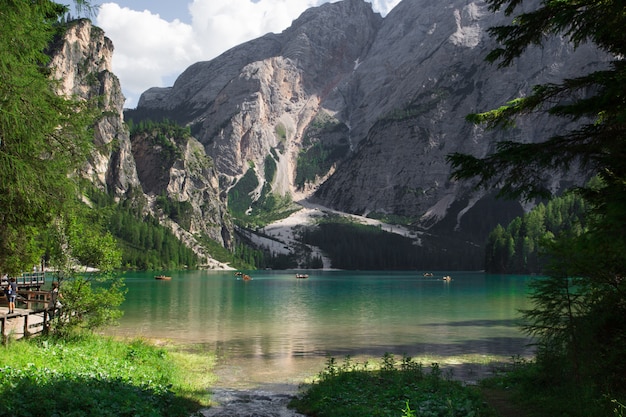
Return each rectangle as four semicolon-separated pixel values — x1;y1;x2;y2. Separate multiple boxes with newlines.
0;1;94;274
447;0;626;394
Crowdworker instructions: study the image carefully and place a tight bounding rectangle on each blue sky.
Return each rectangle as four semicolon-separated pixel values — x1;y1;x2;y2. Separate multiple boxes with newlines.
91;0;401;108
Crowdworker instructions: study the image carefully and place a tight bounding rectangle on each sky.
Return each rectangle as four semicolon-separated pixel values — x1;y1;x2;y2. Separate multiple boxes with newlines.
91;0;402;108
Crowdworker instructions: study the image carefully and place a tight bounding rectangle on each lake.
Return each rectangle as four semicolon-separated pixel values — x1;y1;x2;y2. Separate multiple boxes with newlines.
104;270;534;387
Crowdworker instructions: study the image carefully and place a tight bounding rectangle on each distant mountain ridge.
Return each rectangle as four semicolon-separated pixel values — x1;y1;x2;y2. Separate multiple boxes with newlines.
67;0;608;269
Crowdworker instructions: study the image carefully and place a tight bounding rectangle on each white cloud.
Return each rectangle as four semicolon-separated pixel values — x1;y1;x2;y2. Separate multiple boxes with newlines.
96;0;401;108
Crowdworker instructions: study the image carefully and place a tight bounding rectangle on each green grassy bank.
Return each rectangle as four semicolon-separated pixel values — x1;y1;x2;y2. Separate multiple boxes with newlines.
290;354;626;417
0;334;215;417
4;336;622;417
290;354;497;417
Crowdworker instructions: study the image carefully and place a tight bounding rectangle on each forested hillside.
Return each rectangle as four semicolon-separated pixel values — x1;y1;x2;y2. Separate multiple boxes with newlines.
485;192;589;273
300;216;483;270
86;188;198;270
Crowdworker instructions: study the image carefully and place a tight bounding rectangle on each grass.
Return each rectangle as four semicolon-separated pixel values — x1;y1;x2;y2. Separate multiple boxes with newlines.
479;356;625;417
481;360;626;417
0;334;216;417
7;333;621;417
289;353;497;417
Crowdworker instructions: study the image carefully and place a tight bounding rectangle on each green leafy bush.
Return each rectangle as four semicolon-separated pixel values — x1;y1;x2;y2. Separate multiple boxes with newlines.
290;354;494;417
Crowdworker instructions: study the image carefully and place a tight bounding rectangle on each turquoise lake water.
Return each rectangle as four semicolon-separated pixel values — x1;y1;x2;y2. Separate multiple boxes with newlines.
105;270;534;386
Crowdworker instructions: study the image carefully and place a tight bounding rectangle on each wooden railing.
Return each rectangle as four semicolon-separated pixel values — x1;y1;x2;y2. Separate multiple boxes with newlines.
1;271;46;291
18;289;50;307
16;272;46;287
0;308;59;342
1;290;59;342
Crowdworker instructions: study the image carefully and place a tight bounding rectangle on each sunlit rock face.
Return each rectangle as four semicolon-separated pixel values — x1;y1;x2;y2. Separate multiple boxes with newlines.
133;0;607;261
48;19;234;262
49;19;139;196
136;0;382;192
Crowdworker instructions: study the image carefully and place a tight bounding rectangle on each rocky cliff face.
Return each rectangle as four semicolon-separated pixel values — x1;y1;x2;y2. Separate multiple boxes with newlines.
314;0;605;230
132;0;608;266
48;20;233;263
137;0;381;191
48;19;140;196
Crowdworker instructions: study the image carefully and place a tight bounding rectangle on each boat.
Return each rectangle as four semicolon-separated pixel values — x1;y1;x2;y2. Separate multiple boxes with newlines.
295;274;309;279
442;275;452;281
235;272;243;276
155;275;172;281
423;272;434;277
242;274;252;281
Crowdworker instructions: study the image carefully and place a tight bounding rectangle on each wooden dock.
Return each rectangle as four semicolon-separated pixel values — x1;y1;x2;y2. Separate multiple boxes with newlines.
1;290;57;342
2;271;46;290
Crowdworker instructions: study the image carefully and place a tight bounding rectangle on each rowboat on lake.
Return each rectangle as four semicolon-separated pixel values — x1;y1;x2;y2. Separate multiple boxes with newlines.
155;275;172;281
295;274;309;279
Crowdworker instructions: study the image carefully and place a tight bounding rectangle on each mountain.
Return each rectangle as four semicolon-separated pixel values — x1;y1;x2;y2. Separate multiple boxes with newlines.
128;0;607;269
88;0;609;269
48;19;234;268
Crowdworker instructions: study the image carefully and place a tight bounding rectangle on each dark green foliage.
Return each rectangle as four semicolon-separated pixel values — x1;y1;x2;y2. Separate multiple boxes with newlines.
228;166;300;228
301;221;417;270
195;234;258;270
367;212;415;226
234;242;273;269
127;118;190;138
485;192;589;273
482;357;621;417
0;373;178;417
41;201;125;335
83;187;198;270
108;206;198;270
264;153;277;183
520;230;626;397
233;231;296;270
295;142;349;189
448;3;626;204
290;355;495;417
128;118;189;160
228;167;259;217
156;194;194;231
380;93;449;124
300;217;482;270
448;0;626;404
296;112;350;190
0;1;95;274
236;239;262;268
251;187;298;226
302;112;349;147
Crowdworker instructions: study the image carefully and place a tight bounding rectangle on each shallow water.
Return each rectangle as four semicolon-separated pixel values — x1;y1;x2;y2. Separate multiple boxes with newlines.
105;270;533;387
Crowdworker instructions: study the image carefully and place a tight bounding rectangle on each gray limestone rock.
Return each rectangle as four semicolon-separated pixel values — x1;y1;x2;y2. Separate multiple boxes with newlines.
48;19;234;262
130;0;609;262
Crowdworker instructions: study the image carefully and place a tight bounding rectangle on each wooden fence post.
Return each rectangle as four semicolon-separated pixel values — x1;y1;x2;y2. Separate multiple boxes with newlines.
23;314;28;338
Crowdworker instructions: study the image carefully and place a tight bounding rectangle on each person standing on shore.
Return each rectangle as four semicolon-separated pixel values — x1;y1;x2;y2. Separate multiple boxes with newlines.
48;281;62;319
5;278;17;314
